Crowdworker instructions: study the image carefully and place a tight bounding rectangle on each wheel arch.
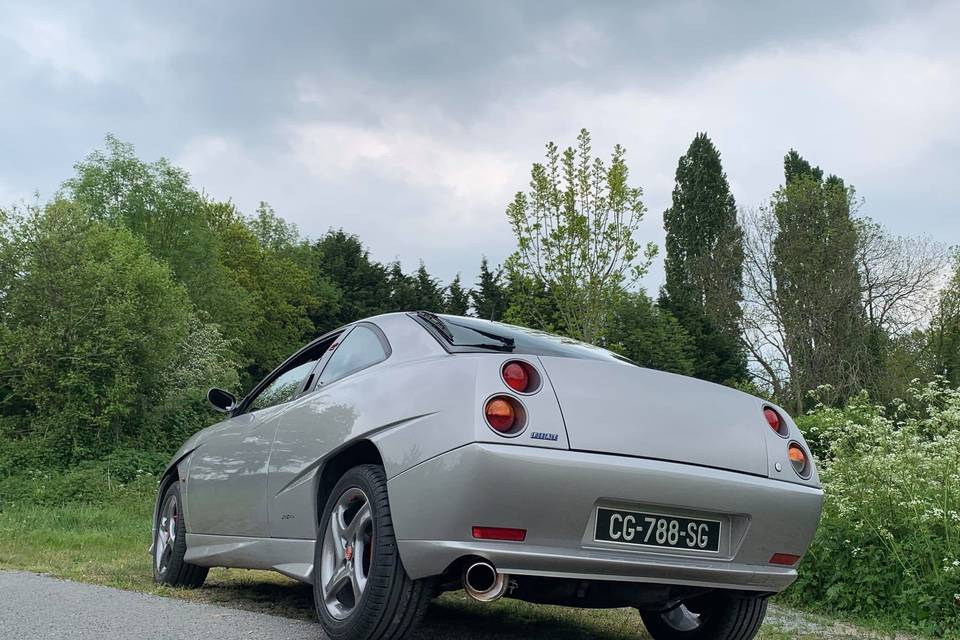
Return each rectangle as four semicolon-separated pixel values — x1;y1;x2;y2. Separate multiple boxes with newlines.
315;440;384;524
150;450;195;554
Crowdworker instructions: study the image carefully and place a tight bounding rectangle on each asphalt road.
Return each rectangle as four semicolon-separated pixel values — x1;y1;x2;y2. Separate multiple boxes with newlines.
0;571;319;640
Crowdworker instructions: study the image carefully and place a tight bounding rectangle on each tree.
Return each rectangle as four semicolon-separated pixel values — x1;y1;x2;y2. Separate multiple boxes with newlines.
63;137;260;366
247;202;300;252
472;257;509;321
412;262;444;311
444;274;471;315
856;220;949;399
927;251;960;386
743;151;868;411
606;292;695;375
505;129;655;342
0;201;195;461
660;133;746;384
64;136;224;311
772;152;866;410
210;203;325;386
311;229;390;328
387;261;418;311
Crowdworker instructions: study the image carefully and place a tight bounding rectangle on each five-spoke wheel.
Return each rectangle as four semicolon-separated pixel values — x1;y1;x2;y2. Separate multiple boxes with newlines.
314;464;433;640
155;492;179;576
152;481;208;588
320;487;374;619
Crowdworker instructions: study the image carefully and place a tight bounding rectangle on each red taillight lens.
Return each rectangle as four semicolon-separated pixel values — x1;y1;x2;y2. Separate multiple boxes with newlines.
502;362;529;392
764;406;787;436
485;398;515;432
788;443;810;478
770;553;801;566
472;526;527;542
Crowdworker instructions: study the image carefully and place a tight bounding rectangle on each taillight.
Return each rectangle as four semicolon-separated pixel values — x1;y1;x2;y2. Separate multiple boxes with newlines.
485;398;514;431
501;360;541;394
484;395;526;436
788;443;810;478
763;406;787;437
502;362;529;392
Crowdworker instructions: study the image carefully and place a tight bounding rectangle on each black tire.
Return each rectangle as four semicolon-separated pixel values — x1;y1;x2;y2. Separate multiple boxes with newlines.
153;481;208;588
640;592;768;640
314;464;433;640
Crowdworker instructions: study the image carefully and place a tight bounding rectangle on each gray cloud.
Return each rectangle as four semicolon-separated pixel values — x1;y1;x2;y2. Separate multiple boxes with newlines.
1;0;956;287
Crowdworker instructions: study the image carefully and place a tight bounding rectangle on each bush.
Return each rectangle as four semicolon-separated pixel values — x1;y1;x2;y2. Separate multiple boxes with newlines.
785;381;960;636
0;202;193;462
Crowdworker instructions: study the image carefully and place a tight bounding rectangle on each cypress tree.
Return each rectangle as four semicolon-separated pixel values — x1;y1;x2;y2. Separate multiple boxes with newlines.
661;133;747;384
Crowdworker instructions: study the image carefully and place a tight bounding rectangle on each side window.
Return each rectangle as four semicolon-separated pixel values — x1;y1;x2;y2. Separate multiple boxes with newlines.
247;340;334;412
318;325;389;386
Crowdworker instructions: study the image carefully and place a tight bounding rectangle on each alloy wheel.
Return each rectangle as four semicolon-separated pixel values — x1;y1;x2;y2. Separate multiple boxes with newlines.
320;487;374;620
155;494;178;574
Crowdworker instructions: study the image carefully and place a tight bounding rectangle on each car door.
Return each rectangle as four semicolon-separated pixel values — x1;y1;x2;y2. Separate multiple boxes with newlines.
267;323;392;539
186;340;333;537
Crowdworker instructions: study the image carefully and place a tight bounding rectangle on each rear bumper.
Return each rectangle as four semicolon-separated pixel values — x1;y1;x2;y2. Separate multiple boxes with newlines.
388;443;822;593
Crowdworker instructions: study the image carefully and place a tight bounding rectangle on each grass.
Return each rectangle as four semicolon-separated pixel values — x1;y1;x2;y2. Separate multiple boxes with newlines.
0;480;917;639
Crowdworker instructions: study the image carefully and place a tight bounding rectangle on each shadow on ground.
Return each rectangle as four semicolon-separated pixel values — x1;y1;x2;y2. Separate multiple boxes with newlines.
190;569;643;639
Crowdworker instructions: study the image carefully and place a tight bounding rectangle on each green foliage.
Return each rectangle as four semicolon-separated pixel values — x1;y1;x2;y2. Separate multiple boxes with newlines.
64;136;237;330
785;382;960;636
247;202;300;252
472;257;510;321
0;202;193;462
928;251;960;386
772;151;866;411
505;129;656;342
412;261;444;311
444;274;471;316
209;202;334;386
606;292;695;375
661;133;747;384
311;229;390;327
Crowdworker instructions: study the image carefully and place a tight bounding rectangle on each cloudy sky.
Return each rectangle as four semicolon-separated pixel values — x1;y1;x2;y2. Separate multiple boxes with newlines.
1;1;957;289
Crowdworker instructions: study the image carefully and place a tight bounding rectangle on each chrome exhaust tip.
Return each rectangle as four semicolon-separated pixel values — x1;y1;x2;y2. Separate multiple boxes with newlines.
462;561;509;602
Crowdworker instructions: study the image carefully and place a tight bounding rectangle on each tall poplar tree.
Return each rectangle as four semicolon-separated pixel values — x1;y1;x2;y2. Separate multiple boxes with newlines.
772;150;865;410
661;133;747;384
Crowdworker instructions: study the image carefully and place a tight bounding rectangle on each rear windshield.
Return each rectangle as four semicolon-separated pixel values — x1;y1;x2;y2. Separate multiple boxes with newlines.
417;312;633;364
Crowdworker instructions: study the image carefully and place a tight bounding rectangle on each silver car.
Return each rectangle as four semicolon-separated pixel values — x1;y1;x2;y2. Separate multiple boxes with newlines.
151;311;822;640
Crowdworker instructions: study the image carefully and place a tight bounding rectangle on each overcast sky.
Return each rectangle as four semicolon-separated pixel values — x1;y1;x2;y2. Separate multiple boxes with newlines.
1;1;957;290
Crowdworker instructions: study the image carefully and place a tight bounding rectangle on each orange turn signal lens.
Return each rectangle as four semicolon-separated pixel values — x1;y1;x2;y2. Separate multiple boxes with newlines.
788;443;810;478
485;398;515;432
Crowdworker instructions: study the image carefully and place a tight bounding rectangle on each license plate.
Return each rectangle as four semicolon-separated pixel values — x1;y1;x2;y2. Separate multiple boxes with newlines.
594;507;721;552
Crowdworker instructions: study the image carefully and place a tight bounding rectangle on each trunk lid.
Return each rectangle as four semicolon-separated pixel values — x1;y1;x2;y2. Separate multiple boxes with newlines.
540;356;768;476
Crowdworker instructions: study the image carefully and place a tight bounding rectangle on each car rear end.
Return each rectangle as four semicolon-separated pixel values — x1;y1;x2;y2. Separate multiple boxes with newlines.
389;313;823;609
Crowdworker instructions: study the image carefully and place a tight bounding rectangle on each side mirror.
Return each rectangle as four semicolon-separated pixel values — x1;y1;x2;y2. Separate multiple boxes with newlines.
207;388;236;413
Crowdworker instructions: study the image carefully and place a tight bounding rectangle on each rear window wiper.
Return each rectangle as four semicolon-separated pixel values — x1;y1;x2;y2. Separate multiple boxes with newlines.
416;311;515;352
445;320;515;350
416;311;454;342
